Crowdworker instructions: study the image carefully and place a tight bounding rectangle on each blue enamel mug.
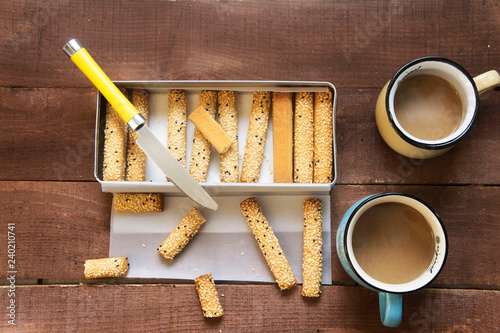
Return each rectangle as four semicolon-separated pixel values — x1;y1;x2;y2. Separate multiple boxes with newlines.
336;193;448;327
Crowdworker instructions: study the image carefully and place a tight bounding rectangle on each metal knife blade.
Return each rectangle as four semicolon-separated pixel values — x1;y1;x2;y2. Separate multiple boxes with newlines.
136;125;218;211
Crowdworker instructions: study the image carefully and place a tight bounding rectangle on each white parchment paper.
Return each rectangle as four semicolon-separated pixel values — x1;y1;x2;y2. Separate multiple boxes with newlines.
109;195;332;284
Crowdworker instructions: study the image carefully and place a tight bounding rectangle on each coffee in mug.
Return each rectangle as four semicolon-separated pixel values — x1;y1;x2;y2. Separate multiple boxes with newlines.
352;202;435;284
394;74;463;141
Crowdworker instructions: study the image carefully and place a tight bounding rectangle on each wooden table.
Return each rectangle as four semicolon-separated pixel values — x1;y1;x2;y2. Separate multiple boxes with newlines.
1;1;499;331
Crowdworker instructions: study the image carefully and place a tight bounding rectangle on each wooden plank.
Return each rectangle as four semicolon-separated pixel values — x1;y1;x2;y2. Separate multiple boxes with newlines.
0;0;497;331
0;87;97;181
336;87;500;185
0;1;498;88
0;284;498;331
1;182;499;288
2;87;499;184
0;181;111;280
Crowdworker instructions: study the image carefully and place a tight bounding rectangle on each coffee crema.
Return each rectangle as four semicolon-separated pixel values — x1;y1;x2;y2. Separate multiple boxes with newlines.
352;202;435;285
394;74;463;141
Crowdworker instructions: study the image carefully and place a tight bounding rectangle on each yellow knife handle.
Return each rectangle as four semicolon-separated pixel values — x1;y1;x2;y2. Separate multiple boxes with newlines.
63;39;145;130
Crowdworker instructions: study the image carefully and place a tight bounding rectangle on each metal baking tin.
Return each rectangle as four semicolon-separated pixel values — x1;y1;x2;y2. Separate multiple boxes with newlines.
94;81;337;196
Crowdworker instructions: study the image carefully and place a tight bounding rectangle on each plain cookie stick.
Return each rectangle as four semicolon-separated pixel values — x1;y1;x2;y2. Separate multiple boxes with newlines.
272;92;294;183
189;106;234;154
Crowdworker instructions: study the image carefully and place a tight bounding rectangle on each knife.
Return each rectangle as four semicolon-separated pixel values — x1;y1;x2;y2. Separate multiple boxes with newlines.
63;38;218;211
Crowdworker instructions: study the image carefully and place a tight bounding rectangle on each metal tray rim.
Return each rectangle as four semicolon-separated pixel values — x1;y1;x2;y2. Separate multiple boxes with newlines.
94;80;337;195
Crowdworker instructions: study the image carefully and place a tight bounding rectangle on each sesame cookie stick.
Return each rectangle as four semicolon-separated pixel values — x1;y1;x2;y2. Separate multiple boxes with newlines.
302;198;323;297
167;90;187;168
239;197;297;290
272;92;294;183
313;92;334;184
113;193;164;213
294;92;314;183
218;90;239;183
102;87;128;181
195;273;224;318
189;106;234;154
158;207;206;261
189;91;218;182
84;257;129;279
240;91;272;183
126;89;149;181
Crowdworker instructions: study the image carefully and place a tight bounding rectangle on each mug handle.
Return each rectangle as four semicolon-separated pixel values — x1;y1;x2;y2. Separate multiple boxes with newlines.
474;70;500;95
379;292;403;327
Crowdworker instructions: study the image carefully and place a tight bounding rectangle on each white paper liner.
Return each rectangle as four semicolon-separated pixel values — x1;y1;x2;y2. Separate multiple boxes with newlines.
109;195;332;284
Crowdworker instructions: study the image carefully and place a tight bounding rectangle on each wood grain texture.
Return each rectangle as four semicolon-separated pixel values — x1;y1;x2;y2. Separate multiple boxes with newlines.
335;88;500;185
0;1;498;87
1;182;499;289
0;181;111;280
1;0;499;330
2;87;499;184
0;87;97;181
0;284;498;332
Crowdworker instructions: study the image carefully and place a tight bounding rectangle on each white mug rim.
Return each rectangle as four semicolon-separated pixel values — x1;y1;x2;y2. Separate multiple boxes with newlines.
344;193;448;294
385;56;479;150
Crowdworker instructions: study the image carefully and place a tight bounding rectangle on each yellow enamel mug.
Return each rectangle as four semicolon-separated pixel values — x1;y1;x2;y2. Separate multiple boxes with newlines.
376;57;500;159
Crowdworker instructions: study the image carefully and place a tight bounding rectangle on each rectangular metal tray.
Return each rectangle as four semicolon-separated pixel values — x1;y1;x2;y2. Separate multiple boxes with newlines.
94;80;337;196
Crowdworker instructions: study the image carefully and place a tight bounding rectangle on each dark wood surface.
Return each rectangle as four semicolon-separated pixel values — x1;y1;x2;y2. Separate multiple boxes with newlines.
1;0;499;331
